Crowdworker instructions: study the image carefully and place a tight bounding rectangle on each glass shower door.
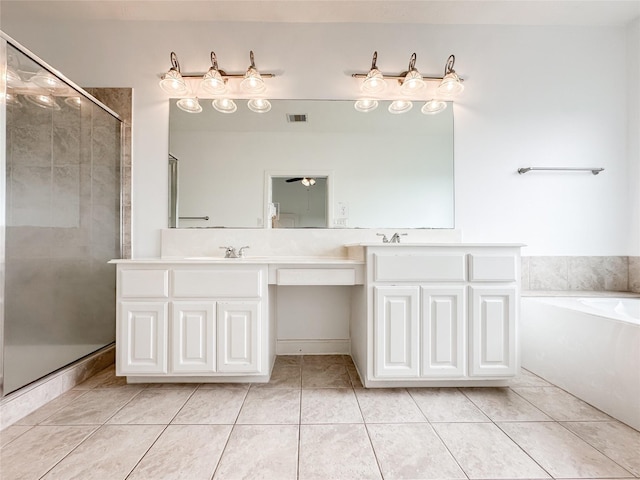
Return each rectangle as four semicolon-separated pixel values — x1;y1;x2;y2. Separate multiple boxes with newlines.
2;40;122;395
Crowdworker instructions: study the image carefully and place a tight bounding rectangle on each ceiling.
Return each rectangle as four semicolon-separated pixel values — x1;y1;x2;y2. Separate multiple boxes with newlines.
1;0;639;26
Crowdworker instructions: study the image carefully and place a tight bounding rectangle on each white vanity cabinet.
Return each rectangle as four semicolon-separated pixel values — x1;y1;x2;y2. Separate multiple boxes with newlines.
115;262;270;382
349;244;521;387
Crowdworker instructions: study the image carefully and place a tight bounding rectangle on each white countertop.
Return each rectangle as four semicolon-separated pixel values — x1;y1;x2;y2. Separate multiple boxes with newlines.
345;242;526;247
109;256;364;265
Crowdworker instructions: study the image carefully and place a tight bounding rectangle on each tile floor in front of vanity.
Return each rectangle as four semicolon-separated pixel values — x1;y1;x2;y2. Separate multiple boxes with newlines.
1;355;639;480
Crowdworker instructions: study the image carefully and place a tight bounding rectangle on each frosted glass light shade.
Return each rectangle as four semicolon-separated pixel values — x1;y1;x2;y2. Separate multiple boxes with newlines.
31;69;66;92
212;98;237;113
25;93;61;110
361;69;386;94
6;67;23;88
388;100;413;114
400;70;424;94
159;69;188;96
176;97;203;113
241;67;266;93
64;96;83;110
201;68;227;95
421;99;447;115
354;99;379;113
247;98;271;113
437;72;464;96
301;178;316;187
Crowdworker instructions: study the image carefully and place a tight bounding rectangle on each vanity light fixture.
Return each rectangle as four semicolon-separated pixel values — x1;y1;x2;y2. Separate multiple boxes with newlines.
437;55;464;97
240;51;266;94
388;99;413;114
399;53;425;94
177;97;203;113
159;52;189;96
212;98;237;114
361;51;386;94
421;99;447;115
354;99;379;113
201;51;227;95
351;52;464;114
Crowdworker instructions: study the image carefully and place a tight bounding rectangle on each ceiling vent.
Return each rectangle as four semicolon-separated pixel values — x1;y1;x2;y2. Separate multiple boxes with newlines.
286;114;308;123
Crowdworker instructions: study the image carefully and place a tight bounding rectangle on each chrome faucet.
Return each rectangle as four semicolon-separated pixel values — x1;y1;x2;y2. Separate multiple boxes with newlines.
376;233;390;243
389;233;407;243
220;246;250;258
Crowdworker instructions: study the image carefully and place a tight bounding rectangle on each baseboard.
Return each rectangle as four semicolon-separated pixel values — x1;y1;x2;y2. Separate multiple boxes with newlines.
276;339;350;355
0;344;115;430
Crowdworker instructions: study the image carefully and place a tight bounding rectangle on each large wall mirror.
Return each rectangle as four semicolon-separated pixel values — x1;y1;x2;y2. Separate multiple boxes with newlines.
169;99;454;228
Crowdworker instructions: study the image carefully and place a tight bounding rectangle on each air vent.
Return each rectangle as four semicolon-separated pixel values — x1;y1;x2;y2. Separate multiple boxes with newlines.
286;114;308;123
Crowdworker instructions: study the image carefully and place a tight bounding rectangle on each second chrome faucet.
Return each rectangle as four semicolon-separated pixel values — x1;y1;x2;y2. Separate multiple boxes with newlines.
376;233;408;244
220;246;250;258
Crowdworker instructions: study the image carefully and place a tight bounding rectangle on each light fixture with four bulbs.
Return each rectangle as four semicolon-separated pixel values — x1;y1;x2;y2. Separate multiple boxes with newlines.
352;52;465;114
159;50;275;114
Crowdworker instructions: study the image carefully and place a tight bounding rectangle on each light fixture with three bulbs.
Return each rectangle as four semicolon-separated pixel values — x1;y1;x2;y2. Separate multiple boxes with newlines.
159;51;275;114
353;52;464;114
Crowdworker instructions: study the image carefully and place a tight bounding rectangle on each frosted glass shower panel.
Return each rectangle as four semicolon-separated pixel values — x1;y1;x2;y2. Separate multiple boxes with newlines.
3;43;122;395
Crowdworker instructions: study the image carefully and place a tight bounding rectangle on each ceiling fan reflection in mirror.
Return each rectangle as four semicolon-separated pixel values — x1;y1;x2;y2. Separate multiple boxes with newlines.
286;177;316;186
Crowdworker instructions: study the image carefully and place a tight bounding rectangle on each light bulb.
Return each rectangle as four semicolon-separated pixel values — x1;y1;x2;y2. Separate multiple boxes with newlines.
240;67;266;94
400;70;425;94
362;69;386;94
247;98;271;113
201;68;227;95
24;93;61;110
6;93;22;107
437;72;464;96
159;69;188;96
31;69;66;92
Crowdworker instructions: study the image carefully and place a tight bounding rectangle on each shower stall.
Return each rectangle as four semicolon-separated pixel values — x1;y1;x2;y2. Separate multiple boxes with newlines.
0;33;123;396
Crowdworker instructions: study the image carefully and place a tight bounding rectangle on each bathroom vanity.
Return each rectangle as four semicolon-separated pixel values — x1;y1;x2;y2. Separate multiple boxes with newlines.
112;241;521;386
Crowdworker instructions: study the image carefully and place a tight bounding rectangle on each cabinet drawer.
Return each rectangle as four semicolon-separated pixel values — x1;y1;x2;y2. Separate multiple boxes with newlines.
120;269;169;298
374;254;466;282
173;269;263;298
469;255;517;282
276;268;356;285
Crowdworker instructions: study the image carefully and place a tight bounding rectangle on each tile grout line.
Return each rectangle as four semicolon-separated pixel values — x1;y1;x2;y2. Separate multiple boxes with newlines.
352;383;385;479
459;386;555;479
406;387;471;480
296;367;302;480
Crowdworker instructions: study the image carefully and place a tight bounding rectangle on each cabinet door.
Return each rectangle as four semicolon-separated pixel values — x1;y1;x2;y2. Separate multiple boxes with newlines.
118;302;168;374
217;301;260;373
469;286;517;376
171;302;216;373
421;287;466;377
374;286;420;378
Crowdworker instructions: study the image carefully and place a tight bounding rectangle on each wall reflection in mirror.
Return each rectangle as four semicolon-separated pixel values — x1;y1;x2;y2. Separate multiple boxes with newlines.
169;99;454;228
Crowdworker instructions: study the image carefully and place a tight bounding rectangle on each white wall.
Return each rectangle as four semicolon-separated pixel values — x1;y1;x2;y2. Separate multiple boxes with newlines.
1;17;637;256
628;17;640;254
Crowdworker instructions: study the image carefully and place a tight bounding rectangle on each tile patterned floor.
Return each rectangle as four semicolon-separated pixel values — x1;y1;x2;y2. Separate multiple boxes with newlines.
1;355;639;480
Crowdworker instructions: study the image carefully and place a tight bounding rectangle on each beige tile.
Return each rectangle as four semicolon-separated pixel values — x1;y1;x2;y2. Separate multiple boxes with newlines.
252;364;301;389
561;421;640;476
301;388;363;424
461;387;551;422
14;390;88;426
512;387;613;421
408;388;489;422
213;425;298;480
74;365;130;389
347;364;364;388
41;388;141;425
302;364;352;388
0;425;31;447
299;424;381;480
433;422;551;479
530;256;569;290
172;387;248;424
508;368;553;388
0;425;97;479
499;422;633;478
41;424;164;480
107;388;193;424
141;382;200;391
355;388;426;423
274;355;303;367
237;388;300;424
198;382;250;390
302;354;351;366
128;425;231;480
367;423;466;480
